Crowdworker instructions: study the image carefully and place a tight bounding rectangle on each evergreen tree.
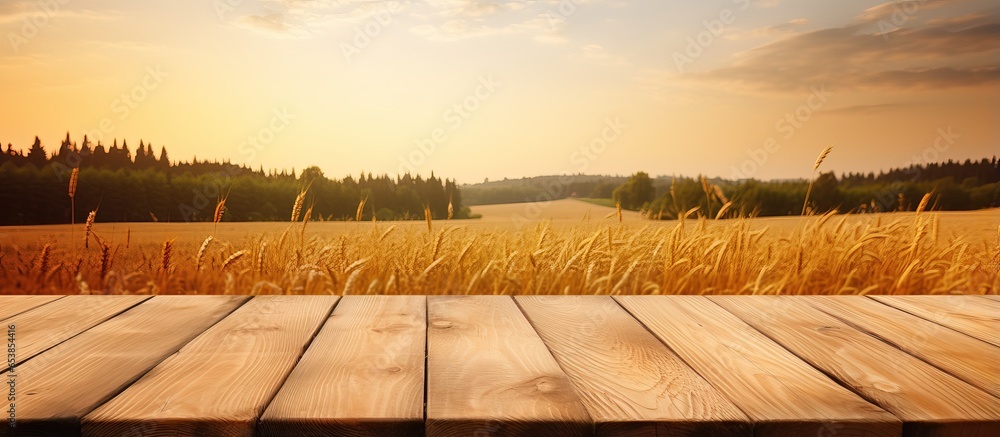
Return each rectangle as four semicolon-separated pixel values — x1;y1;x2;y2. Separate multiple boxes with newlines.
55;132;72;160
26;136;47;167
92;142;108;167
158;145;170;169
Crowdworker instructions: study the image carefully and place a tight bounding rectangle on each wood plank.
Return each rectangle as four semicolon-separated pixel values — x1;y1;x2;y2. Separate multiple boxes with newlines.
516;295;751;436
82;296;339;437
713;296;1000;436
808;296;1000;397
616;295;900;437
870;296;999;346
0;296;248;437
426;296;592;437
4;295;148;364
259;295;426;437
0;295;63;321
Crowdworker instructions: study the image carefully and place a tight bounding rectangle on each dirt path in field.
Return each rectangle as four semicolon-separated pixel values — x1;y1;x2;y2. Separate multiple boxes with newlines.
471;199;643;223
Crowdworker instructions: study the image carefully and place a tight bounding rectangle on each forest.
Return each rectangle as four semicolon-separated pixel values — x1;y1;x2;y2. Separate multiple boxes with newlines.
462;157;1000;218
0;134;470;225
1;133;997;225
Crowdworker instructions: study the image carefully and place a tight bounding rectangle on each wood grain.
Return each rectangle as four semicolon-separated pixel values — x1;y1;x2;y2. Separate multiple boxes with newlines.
616;295;900;437
713;295;1000;436
259;295;426;437
82;296;338;437
0;295;63;321
0;296;247;437
808;295;1000;397
516;295;751;436
3;295;147;364
426;296;592;437
870;295;999;346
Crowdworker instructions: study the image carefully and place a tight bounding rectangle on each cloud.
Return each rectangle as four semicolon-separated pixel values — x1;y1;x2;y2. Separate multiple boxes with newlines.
572;43;630;66
724;18;809;41
856;0;963;23
687;9;1000;92
824;103;909;115
228;0;603;43
0;1;121;25
231;0;410;36
237;12;292;33
409;13;566;42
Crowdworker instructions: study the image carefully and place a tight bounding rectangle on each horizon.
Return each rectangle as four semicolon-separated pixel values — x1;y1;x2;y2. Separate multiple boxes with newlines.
3;133;996;186
1;0;998;183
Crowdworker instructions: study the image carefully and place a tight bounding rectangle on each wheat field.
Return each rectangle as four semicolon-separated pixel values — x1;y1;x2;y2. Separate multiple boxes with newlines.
2;200;997;295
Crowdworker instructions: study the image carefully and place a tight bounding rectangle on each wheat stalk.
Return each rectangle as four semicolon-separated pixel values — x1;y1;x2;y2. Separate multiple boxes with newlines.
222;250;247;271
700;175;714;219
712;185;728;205
715;201;734;220
813;146;833;172
99;243;111;282
196;236;213;271
213;198;226;225
356;197;367;222
68;168;79;225
161;240;173;274
35;244;51;277
802;145;834;215
84;210;97;249
424;205;432;232
291;189;306;222
300;204;314;244
916;191;933;214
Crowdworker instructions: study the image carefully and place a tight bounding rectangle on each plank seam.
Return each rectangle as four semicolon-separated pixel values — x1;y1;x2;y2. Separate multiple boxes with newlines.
69;296;254;428
705;297;905;426
254;296;344;434
8;296;153;370
423;294;429;429
864;296;990;344
806;298;1000;398
0;296;67;323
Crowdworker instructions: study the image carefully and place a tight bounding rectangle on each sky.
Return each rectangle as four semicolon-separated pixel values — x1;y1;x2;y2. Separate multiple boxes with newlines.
0;0;997;183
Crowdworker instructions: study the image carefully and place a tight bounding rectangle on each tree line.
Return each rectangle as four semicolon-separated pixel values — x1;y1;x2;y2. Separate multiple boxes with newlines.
0;134;470;225
613;157;1000;219
460;157;999;218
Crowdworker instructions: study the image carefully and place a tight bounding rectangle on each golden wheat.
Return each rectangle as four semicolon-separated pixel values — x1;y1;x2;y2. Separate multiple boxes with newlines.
68;168;79;225
803;145;834;215
196;236;213;272
84;210;97;249
291;189;306;222
7;210;995;295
